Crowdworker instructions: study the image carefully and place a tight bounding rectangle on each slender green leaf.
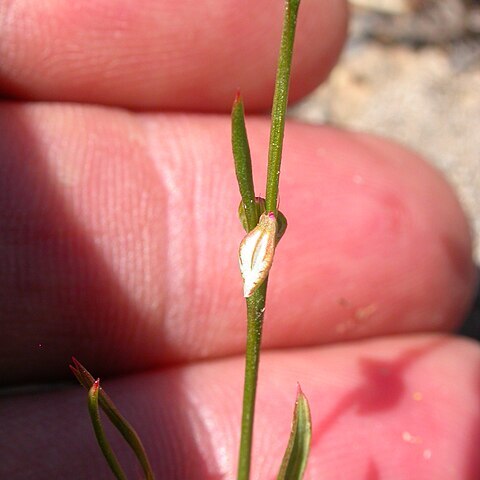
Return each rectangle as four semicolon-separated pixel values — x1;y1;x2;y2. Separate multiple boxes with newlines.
88;379;128;480
277;385;312;480
232;91;258;232
70;358;155;480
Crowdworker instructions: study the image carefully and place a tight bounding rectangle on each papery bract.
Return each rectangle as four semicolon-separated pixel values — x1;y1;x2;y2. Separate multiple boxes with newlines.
239;212;277;298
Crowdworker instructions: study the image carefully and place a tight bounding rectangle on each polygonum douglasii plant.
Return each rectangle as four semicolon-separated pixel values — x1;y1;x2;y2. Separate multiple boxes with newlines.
70;1;312;478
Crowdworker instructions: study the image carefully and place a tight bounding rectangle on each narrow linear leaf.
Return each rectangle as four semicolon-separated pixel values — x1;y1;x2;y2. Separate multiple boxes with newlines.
71;358;123;423
277;385;312;480
88;379;128;480
71;358;155;480
232;90;258;232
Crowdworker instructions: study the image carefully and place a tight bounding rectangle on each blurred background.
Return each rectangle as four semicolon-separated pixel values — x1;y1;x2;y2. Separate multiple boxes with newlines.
290;0;480;264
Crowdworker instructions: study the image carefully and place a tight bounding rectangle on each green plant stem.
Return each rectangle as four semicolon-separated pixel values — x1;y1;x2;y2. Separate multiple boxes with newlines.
265;0;301;214
237;281;268;480
232;87;266;480
234;2;300;478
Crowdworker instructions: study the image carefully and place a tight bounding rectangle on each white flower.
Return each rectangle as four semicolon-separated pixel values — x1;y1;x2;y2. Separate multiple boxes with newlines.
239;212;277;298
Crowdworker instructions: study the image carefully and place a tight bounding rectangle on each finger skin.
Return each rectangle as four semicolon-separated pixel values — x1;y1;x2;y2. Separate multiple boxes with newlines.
0;0;348;110
0;103;476;383
1;335;479;479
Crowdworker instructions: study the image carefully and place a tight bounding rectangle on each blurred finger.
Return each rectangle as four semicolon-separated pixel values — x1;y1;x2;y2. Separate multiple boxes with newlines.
0;103;475;383
1;335;479;479
0;0;348;110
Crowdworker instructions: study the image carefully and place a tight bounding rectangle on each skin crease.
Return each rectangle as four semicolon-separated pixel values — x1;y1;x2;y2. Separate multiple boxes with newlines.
0;0;479;478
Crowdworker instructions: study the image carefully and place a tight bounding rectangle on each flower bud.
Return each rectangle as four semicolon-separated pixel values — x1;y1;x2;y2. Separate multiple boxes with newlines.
239;212;277;298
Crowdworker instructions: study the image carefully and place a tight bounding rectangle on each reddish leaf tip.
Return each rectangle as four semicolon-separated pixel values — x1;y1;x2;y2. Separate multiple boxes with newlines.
296;382;304;396
234;88;241;102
